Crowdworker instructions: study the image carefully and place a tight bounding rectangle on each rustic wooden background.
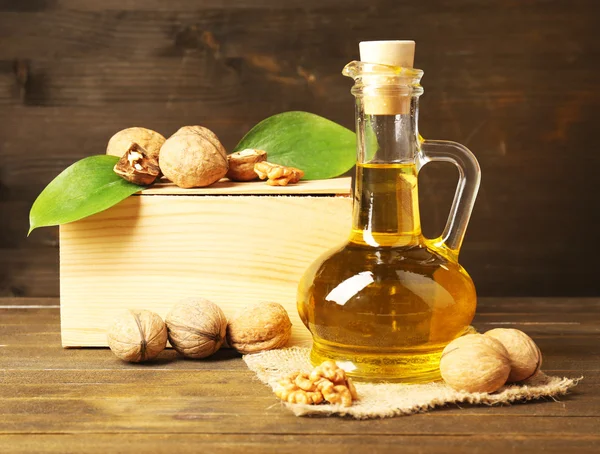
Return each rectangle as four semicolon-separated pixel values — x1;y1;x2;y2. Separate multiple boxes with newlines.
0;0;598;297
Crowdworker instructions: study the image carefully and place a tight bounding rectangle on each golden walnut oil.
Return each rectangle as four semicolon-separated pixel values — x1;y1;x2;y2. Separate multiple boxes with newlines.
298;163;477;382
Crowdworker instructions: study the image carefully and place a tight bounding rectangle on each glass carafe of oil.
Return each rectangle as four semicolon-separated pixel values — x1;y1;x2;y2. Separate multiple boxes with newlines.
298;41;481;382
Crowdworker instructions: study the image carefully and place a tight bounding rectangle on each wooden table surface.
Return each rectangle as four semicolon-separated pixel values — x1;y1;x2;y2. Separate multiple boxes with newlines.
1;297;598;453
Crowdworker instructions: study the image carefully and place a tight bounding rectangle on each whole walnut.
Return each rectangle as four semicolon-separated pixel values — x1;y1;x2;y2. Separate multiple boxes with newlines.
485;328;542;382
172;126;227;157
107;309;168;363
165;298;227;359
227;302;292;354
106;127;166;161
159;125;228;188
440;334;511;393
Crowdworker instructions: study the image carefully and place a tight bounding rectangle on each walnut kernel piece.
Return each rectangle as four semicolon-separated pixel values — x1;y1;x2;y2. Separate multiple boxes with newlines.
226;149;267;181
309;360;347;384
275;387;324;405
254;161;304;186
295;372;318;391
113;142;161;185
346;377;359;400
318;380;353;407
275;372;324;404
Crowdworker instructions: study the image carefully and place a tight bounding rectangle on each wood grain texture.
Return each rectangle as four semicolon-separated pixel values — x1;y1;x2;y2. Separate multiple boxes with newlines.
1;435;599;454
59;193;352;346
1;0;599;298
0;297;599;453
142;177;352;195
0;435;599;454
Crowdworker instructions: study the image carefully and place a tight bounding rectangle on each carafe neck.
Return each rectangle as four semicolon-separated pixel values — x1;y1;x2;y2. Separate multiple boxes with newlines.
356;97;421;163
344;61;424;247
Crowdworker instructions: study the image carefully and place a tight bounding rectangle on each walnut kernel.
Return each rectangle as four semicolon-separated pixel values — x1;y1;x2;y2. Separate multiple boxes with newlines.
275;373;324;404
107;309;167;363
311;361;358;402
318;380;353;407
254;161;304;186
309;360;348;384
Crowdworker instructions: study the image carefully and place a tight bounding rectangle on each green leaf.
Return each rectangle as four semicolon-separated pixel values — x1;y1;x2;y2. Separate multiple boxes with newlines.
233;111;356;180
29;155;142;234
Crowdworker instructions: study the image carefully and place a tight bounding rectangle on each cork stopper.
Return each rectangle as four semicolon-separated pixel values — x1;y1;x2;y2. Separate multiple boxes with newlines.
359;40;415;68
359;40;416;115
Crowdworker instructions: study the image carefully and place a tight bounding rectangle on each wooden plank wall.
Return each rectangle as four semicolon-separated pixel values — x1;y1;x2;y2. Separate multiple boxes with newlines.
0;0;598;297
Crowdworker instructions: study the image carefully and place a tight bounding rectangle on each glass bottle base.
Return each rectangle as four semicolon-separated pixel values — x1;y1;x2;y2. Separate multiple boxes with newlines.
310;340;444;383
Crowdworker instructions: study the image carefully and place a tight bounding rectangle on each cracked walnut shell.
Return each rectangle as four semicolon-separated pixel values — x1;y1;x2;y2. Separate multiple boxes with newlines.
226;149;267;181
165;298;227;359
107;309;168;363
226;302;292;354
254;161;304;186
113;142;161;185
107;127;165;162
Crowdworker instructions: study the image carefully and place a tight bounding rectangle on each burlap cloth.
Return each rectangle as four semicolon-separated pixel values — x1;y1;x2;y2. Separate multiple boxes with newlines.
243;346;579;419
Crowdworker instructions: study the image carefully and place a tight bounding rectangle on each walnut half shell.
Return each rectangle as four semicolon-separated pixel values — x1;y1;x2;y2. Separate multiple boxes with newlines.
226;149;267;181
106;127;165;161
113;142;161;185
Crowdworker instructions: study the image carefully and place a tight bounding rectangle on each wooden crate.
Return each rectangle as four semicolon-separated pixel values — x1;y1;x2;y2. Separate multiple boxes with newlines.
59;178;353;347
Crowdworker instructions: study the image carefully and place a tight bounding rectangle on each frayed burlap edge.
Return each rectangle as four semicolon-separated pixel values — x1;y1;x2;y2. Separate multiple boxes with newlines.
243;346;580;419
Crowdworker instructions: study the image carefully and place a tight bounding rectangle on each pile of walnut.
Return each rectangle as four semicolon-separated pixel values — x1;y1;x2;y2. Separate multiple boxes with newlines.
106;299;292;363
440;328;543;393
107;126;304;188
275;361;359;407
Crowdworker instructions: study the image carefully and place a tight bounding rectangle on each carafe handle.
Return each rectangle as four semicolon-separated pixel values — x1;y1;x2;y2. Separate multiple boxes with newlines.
418;139;481;258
